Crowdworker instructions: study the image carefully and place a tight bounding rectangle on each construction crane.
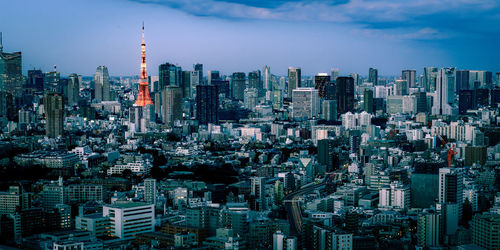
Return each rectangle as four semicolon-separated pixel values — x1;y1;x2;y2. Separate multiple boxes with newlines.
435;132;457;168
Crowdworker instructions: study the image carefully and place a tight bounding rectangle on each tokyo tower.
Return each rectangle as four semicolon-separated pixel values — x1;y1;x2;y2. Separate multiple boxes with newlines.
134;23;153;107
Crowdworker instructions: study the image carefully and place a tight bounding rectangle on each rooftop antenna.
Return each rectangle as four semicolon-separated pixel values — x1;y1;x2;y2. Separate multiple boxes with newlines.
0;32;3;52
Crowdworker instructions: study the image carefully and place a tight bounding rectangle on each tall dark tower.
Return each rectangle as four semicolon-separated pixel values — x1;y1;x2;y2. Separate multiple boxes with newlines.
45;92;64;138
336;76;355;114
196;85;219;125
369;68;378;85
135;23;153;107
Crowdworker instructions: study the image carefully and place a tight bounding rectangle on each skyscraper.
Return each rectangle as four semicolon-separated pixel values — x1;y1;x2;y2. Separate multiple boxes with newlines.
159;63;182;89
190;71;201;96
0;33;23;97
288;67;301;98
363;89;374;114
44;92;64;138
207;70;220;84
394;80;408;96
67;73;80;106
248;70;262;96
336;76;355;114
368;68;378;85
94;66;110;102
402;70;416;88
455;70;470;92
194;63;203;85
244;88;258;111
161;86;182;127
439;168;464;219
424;67;438;92
331;68;339;83
231;72;245;101
292;87;320;120
432;68;457;116
321;100;337;121
27;69;44;91
181;71;191;98
196;85;218;125
314;73;331;99
135;24;153;107
263;65;271;91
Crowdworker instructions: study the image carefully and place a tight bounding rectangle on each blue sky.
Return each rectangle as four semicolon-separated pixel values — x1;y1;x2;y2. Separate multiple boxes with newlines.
1;0;499;77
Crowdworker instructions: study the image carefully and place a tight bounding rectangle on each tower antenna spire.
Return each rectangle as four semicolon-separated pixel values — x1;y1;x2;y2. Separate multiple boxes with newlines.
134;22;153;107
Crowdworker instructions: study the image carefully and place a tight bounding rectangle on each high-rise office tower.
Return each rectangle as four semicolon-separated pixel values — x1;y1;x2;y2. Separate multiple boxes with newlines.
321;100;337;121
161;86;182;127
0;33;23;97
394;80;409;96
363;89;374;113
27;69;44;91
181;71;191;98
207;70;220;84
455;70;470;92
190;71;200;96
272;75;283;109
413;92;428;113
317;139;336;171
336;76;355;114
432;68;457;116
331;68;339;83
496;72;500;86
292;87;320;120
212;79;230;98
439;168;464;220
424;67;438;92
0;91;14;121
458;90;473;114
196;85;218;125
135;24;153;107
469;70;493;89
159;63;182;89
402;70;416;88
144;179;156;205
368;68;378;85
193;63;203;85
248;70;262;97
67;73;80;106
94;66;110;102
244;88;258;111
231;72;245;101
263;65;271;91
314;73;331;99
288;67;301;98
44;92;64;138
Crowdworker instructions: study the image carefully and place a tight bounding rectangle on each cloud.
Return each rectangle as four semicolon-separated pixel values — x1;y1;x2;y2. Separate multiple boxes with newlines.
129;0;500;41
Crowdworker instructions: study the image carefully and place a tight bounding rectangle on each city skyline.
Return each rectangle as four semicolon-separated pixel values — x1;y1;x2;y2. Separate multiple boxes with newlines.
2;0;499;76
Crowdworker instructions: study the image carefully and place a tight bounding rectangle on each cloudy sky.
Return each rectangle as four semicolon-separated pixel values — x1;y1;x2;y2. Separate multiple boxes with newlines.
1;0;499;77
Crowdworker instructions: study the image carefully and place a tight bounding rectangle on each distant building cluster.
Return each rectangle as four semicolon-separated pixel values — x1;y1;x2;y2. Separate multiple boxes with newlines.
0;29;500;250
